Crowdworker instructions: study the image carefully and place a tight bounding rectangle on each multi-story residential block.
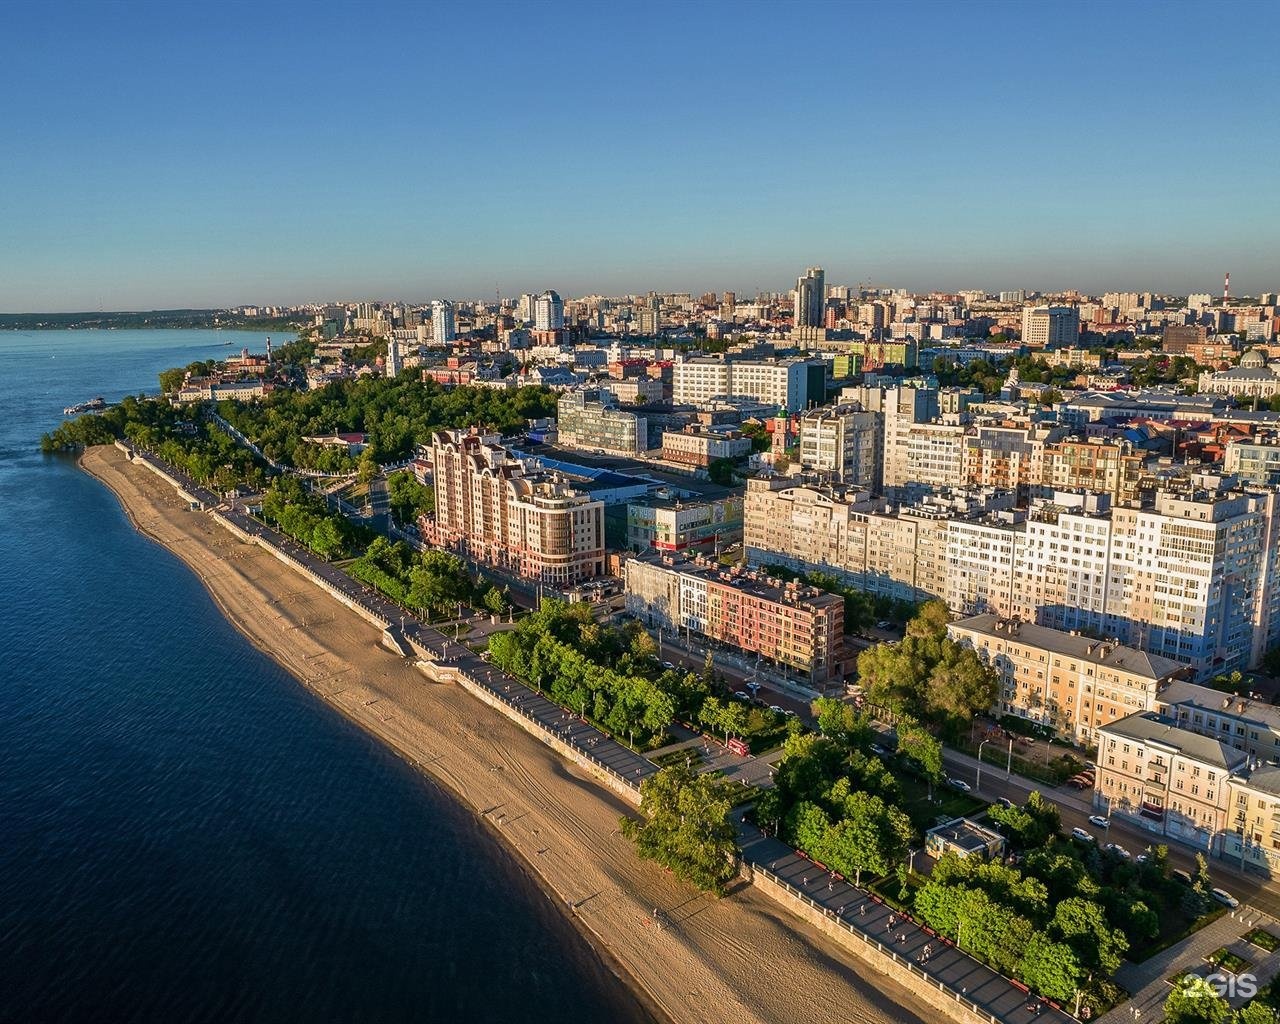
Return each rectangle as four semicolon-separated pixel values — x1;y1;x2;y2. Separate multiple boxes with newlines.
426;428;604;585
598;376;665;405
534;290;565;332
556;389;648;455
797;403;881;488
177;378;271;403
624;553;844;683
1020;306;1080;348
431;299;456;344
1224;437;1280;487
626;495;744;555
744;479;1014;607
945;482;1280;681
660;424;752;467
793;266;825;328
962;420;1060;498
948;615;1187;743
1044;437;1146;505
1094;712;1246;852
672;356;812;412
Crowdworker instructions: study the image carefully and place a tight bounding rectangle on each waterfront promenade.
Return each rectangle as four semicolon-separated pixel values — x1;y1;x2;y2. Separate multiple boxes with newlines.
118;443;1075;1024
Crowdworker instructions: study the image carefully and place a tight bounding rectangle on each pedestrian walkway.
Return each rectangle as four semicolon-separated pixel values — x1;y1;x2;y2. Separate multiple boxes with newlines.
1102;909;1280;1023
739;830;1073;1024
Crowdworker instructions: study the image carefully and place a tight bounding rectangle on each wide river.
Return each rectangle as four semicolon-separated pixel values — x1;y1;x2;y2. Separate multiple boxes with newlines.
0;329;653;1023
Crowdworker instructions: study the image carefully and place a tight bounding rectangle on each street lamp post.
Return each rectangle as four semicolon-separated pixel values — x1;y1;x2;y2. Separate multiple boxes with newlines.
977;740;990;791
1006;737;1013;780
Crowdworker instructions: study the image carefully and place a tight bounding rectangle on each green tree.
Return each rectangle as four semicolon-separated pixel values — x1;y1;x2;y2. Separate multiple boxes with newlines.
721;701;748;741
698;697;725;738
620;764;738;894
310;517;345;560
897;718;943;781
1163;975;1231;1024
1020;931;1082;1002
386;469;434;524
481;585;509;615
1050;897;1128;976
707;458;735;486
1236;1002;1278;1024
926;641;999;723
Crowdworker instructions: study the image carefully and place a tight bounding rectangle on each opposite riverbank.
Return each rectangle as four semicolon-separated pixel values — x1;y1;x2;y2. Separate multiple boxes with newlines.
82;444;934;1024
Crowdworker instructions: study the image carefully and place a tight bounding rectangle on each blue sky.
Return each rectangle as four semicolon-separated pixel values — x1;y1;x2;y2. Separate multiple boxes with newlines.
2;0;1277;310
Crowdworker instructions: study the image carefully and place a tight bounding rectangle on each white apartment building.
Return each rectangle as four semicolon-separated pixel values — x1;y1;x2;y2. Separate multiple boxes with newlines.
1224;437;1280;487
534;290;565;331
672;357;811;412
1020;306;1080;348
431;299;456;344
797;403;881;488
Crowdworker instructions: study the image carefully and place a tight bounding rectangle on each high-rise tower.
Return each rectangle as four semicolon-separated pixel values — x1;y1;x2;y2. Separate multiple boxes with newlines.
793;266;825;328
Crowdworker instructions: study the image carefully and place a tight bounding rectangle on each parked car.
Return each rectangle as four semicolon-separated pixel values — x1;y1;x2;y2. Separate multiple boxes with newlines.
1172;868;1194;886
1088;814;1110;828
769;705;784;714
734;690;750;700
995;797;1014;809
1211;888;1239;908
869;743;888;756
1071;827;1095;843
1104;843;1130;859
1135;852;1150;865
661;661;675;670
876;620;892;630
948;777;972;792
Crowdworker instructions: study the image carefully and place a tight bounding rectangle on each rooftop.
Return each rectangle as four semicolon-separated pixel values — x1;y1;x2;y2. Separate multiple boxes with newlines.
951;614;1188;681
1099;712;1245;770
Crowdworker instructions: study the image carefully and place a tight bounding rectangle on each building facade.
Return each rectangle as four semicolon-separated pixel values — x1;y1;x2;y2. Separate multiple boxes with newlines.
948;615;1187;744
624;554;844;683
797;403;881;488
626;495;744;555
426;428;604;585
1020;306;1080;348
556;389;648;455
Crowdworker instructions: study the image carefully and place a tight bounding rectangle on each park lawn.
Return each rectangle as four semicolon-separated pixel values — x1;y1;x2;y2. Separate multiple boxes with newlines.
897;775;985;830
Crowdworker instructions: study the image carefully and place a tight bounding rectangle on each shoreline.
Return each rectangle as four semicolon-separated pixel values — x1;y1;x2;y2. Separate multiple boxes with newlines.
81;444;934;1024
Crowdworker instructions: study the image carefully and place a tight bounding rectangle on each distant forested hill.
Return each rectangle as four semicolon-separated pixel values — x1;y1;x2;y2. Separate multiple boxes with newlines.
0;309;303;331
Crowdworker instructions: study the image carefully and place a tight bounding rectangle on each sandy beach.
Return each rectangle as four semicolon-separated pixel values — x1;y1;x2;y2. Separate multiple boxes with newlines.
83;444;935;1024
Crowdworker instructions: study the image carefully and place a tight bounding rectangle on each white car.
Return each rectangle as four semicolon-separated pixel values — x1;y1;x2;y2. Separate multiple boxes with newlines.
769;704;785;714
1211;888;1239;908
1088;815;1110;828
734;691;750;700
1104;843;1130;860
661;661;675;670
1071;827;1096;843
948;777;972;792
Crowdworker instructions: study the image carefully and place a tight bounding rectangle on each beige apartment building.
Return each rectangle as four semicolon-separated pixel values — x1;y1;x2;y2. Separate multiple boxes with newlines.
1095;712;1245;852
426;428;605;585
948;615;1187;744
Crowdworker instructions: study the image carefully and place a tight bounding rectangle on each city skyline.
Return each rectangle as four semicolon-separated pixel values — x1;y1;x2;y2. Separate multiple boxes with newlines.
2;0;1278;310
